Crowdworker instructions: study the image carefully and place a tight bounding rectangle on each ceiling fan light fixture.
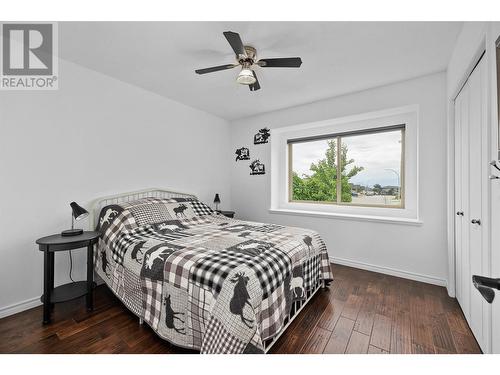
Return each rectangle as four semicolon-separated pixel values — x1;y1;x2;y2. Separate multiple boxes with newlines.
195;31;302;91
236;68;256;85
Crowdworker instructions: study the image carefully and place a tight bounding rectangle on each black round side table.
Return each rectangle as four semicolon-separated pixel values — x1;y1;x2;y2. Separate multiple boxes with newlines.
36;231;100;324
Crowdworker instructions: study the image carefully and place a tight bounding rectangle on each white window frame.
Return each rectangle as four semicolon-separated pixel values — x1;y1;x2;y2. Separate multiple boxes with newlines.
270;105;421;225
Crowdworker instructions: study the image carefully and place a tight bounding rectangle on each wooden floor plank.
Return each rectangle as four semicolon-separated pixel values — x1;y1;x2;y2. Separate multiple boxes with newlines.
412;342;436;354
446;305;470;335
354;293;375;335
323;317;355;354
300;326;331;354
368;345;389;354
409;291;435;353
430;313;457;353
272;290;330;354
56;305;125;340
390;309;412;354
341;294;363;321
370;313;392;351
0;264;481;354
451;330;482;354
317;299;344;332
345;331;370;354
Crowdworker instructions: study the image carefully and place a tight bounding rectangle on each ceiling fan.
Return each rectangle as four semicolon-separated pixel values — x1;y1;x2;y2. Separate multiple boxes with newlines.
195;31;302;91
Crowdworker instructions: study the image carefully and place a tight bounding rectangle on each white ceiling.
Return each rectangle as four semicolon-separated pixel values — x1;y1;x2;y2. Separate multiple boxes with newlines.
59;22;462;120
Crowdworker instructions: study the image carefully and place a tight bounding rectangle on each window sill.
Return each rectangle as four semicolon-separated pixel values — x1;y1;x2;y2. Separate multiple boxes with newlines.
268;208;422;226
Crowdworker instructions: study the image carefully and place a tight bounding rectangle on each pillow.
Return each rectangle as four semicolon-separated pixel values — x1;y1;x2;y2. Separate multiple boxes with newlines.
166;197;215;217
186;199;215;216
127;199;172;226
122;197;215;226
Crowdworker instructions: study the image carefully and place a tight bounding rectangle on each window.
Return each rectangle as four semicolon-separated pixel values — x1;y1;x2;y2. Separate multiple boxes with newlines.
270;106;419;223
288;125;405;208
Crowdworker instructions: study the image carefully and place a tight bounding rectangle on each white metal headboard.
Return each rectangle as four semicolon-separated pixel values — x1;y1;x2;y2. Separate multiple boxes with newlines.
89;188;197;230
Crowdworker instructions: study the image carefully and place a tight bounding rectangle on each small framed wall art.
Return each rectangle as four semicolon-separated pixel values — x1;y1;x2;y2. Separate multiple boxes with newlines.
235;147;250;161
254;128;270;144
250;159;265;175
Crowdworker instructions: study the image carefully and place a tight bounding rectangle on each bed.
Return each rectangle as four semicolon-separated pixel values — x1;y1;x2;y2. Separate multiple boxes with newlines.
90;188;333;353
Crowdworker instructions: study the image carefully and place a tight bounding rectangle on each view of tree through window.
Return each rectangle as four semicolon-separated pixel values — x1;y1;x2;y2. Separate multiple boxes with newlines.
289;127;404;208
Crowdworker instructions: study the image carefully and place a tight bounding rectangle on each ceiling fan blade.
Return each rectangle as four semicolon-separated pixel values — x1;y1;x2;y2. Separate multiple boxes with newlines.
223;31;246;57
195;64;237;75
249;71;260;91
257;57;302;68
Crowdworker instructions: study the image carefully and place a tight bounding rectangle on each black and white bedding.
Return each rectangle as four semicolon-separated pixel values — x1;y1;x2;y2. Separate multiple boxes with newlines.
95;197;333;353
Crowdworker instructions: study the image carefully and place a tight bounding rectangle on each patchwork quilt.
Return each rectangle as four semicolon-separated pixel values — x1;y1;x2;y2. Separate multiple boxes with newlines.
95;197;333;353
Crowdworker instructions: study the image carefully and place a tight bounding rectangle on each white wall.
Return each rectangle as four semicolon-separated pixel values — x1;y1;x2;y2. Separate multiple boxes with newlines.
0;59;231;317
230;72;448;286
447;22;489;98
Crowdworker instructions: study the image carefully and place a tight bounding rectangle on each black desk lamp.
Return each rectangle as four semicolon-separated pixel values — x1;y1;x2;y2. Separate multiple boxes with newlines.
61;202;89;237
213;194;221;211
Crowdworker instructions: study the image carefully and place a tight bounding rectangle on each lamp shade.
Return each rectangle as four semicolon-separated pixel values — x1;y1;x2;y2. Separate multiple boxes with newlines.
213;194;221;204
236;68;256;85
70;201;89;221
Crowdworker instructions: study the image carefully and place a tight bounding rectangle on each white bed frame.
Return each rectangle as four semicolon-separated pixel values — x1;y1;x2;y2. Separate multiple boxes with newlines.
89;188;323;353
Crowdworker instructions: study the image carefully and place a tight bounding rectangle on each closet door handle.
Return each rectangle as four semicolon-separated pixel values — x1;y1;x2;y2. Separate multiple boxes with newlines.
456;211;464;216
471;219;481;225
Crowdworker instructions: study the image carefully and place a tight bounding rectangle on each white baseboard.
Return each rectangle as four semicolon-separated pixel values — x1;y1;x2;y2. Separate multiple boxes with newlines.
0;272;105;320
0;296;41;319
330;256;448;287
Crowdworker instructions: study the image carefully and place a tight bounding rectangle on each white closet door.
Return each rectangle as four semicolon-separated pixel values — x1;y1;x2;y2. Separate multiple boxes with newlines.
458;82;471;320
468;59;486;346
455;55;489;352
454;93;462;303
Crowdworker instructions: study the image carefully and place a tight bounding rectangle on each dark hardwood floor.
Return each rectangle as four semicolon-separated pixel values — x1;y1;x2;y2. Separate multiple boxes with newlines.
0;264;481;354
